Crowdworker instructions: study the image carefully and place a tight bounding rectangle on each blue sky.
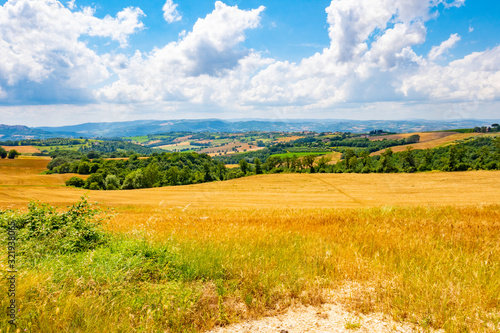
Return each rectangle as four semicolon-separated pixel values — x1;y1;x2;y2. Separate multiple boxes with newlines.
0;0;499;126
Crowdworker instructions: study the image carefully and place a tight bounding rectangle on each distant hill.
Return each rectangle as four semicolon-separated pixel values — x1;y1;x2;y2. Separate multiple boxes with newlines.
1;118;498;140
0;124;79;141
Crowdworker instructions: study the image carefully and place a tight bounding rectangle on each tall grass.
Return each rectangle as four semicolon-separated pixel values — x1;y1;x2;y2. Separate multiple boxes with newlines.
1;201;500;332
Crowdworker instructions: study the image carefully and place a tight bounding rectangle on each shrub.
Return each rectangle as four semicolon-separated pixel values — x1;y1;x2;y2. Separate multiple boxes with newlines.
0;196;108;254
66;176;85;187
84;173;104;189
104;174;120;190
7;149;20;159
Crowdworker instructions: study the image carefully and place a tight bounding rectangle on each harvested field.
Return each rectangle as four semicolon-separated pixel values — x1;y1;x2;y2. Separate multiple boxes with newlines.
368;131;457;142
157;141;194;149
173;135;193;142
1;158;500;333
370;133;486;155
0;156;51;174
0;157;86;188
200;142;265;156
274;135;305;143
322;151;343;164
1;158;499;210
224;164;240;168
1;145;41;153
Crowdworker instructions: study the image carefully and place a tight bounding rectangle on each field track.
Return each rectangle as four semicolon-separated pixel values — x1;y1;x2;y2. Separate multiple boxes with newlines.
1;157;499;210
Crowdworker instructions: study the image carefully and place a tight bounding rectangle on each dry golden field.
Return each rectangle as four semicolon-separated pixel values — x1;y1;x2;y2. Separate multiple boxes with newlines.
1;157;500;332
370;132;488;155
200;142;265;156
2;157;500;210
322;151;343;164
274;135;305;143
1;145;41;154
368;131;457;142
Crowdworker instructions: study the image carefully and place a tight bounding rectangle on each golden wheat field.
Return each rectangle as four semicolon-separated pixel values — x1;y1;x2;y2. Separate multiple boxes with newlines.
0;145;41;154
1;157;500;332
368;131;457;142
370;133;493;155
1;157;499;209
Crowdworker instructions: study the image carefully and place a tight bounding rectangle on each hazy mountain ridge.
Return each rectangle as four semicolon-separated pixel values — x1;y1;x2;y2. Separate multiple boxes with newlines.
0;124;79;141
1;119;497;141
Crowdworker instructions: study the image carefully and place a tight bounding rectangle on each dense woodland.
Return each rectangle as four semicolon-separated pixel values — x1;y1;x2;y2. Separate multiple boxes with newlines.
48;152;240;190
236;136;500;174
45;135;500;190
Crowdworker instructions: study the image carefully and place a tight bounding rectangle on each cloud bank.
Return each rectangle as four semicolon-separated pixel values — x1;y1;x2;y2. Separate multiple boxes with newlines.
1;0;499;122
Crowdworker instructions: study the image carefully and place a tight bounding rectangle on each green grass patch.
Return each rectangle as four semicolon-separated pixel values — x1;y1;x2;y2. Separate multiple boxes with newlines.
123;136;150;144
156;145;204;152
270;152;329;158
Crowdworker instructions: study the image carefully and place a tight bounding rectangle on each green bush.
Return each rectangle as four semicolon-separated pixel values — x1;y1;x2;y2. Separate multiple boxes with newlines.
0;196;109;255
7;149;19;159
65;176;85;187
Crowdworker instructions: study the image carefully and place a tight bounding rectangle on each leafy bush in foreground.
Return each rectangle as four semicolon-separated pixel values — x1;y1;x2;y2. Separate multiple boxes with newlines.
0;196;108;255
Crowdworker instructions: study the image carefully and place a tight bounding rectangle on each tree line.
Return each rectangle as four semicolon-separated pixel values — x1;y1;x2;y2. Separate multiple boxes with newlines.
243;136;500;174
48;152;245;190
45;135;500;191
0;147;20;159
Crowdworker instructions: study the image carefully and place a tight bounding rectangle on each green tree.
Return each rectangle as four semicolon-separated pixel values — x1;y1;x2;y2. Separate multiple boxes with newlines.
401;146;416;172
239;159;249;174
404;134;420;144
132;169;145;189
104;175;120;190
7;149;19;159
86;151;100;159
77;161;91;175
359;151;372;173
203;162;213;182
343;149;356;169
84;173;104;189
317;155;331;172
302;154;316;173
378;148;396;173
216;162;227;180
121;172;136;189
165;166;180;186
0;147;7;159
254;158;263;174
65;176;85;188
47;156;71;170
418;149;433;171
143;162;160;187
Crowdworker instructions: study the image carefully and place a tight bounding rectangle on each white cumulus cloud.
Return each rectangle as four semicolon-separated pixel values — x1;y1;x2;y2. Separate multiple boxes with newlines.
428;33;461;61
99;1;267;104
0;0;144;104
401;46;500;101
4;0;500;121
163;0;182;23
